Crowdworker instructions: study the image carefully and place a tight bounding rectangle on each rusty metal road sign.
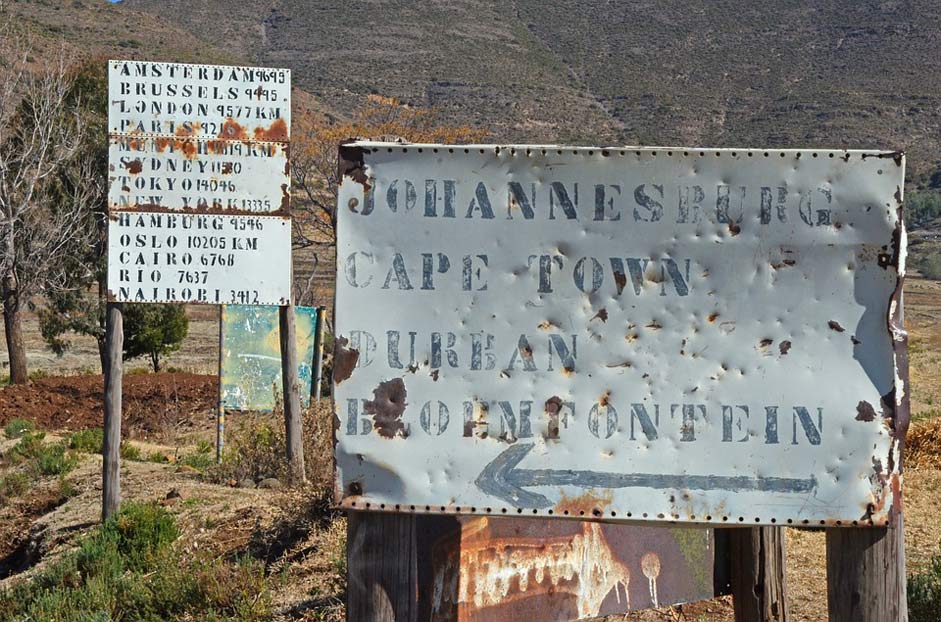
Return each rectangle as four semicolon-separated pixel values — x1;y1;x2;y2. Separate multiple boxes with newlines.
106;60;292;305
333;143;907;527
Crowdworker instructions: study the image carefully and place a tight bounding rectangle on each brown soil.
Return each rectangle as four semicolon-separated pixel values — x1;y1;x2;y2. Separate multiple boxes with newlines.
0;373;216;441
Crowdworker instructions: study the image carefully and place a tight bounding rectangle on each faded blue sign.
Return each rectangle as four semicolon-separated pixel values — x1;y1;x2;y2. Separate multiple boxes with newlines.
220;305;319;410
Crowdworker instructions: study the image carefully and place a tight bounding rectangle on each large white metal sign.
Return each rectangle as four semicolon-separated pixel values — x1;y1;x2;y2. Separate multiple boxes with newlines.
333;143;908;527
107;60;292;305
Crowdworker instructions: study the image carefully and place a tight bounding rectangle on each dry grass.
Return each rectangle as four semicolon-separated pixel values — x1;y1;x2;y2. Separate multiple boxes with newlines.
908;419;941;470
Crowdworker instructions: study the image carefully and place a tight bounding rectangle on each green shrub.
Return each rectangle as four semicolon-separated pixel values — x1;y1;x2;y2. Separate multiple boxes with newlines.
6;431;48;464
69;428;103;453
147;451;169;464
120;442;142;461
209;421;285;484
7;432;78;476
180;440;216;472
100;501;180;572
3;418;35;439
36;443;78;476
910;554;941;622
916;252;941;280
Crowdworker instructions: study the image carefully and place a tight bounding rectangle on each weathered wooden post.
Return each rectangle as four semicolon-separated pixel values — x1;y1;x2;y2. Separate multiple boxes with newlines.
280;304;306;484
346;512;419;622
826;516;907;621
102;301;123;520
216;305;226;463
730;527;789;622
312;307;327;403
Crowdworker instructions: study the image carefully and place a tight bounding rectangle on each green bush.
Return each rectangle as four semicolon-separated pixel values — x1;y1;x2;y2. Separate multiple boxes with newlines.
915;252;941;280
147;451;169;464
121;442;142;461
7;432;78;476
122;304;189;372
209;421;285;485
101;501;180;572
180;440;215;472
910;555;941;622
69;428;103;453
6;431;48;464
3;418;35;439
36;443;78;476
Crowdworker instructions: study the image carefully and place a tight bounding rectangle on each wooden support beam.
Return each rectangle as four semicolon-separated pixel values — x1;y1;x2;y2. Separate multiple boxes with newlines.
279;304;306;485
346;512;418;622
102;302;123;521
826;517;907;622
730;526;789;622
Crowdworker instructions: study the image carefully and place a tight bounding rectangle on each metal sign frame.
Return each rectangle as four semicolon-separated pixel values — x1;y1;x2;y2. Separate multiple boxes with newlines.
332;142;908;527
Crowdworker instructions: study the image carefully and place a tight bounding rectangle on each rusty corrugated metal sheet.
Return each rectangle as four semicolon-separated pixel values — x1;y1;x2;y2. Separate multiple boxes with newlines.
416;515;728;621
333;143;907;527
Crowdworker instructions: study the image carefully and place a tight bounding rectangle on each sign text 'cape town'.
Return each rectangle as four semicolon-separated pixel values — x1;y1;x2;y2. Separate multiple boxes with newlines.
333;144;908;526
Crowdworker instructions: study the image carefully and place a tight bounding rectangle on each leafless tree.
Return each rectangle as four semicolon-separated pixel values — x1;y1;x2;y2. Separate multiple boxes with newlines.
0;30;96;383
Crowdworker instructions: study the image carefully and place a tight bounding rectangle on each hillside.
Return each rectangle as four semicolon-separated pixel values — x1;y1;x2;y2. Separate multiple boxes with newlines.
116;0;941;180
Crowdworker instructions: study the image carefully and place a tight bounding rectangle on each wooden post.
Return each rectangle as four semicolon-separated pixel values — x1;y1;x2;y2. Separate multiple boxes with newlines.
279;304;306;484
826;517;907;622
347;511;418;622
102;302;123;521
216;305;225;463
730;527;789;621
312;307;326;403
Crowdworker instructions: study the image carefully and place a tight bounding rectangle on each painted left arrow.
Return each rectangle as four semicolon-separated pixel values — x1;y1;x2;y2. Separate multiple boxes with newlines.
474;443;819;508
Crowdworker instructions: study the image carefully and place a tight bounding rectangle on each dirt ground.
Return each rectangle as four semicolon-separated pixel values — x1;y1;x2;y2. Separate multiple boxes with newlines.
0;275;939;621
0;373;215;442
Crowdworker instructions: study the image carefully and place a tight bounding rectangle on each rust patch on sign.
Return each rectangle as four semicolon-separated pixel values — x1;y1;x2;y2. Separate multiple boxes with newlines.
554;490;614;517
612;269;627;294
219;117;250;141
855;401;877;422
828;320;845;332
125;158;143;174
364;378;408;439
545;396;563;439
779;340;792;355
338;143;371;192
253;118;289;142
592;308;609;323
333;337;359;385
